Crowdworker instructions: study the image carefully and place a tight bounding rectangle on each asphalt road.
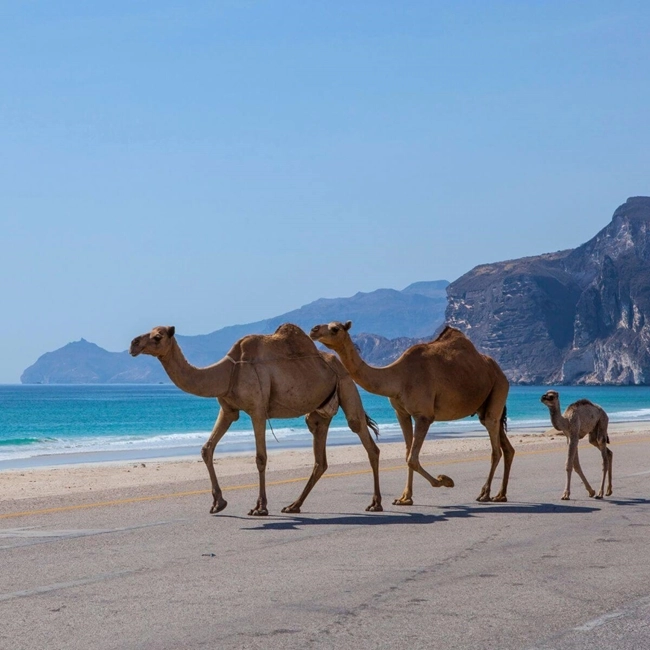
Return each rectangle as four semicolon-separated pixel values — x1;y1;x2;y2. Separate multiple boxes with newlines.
2;437;650;650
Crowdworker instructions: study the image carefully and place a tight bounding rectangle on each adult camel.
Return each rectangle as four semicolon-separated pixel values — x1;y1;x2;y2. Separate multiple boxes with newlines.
130;323;382;516
310;321;514;503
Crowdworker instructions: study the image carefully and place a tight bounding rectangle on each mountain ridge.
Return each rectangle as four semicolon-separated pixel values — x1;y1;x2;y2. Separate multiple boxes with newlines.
21;281;448;384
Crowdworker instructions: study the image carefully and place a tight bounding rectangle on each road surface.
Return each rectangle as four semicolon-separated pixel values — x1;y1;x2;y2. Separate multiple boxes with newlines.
2;436;650;649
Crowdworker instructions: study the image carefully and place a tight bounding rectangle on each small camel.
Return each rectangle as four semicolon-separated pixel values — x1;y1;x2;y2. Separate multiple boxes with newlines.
540;390;613;500
310;321;514;503
130;323;383;516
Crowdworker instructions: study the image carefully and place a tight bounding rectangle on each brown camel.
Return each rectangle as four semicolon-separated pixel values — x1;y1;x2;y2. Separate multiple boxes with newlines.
130;323;383;516
310;321;514;503
540;390;613;500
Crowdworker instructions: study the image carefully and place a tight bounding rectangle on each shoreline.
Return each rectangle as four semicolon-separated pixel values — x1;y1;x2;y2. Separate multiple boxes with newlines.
2;421;649;502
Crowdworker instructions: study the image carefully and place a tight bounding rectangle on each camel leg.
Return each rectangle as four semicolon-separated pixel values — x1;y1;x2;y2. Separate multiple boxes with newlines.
572;449;596;498
561;437;579;500
201;405;239;514
391;403;415;506
604;420;613;496
589;433;611;499
248;414;269;516
477;383;511;502
406;416;455;494
339;376;382;511
476;414;504;502
605;447;613;496
490;424;515;502
281;412;332;513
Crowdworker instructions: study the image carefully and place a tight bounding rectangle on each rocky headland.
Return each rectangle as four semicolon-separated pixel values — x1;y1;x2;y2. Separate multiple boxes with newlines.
446;197;650;384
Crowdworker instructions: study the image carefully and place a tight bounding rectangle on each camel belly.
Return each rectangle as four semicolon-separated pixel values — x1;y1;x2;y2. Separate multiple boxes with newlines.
264;360;337;419
399;382;494;421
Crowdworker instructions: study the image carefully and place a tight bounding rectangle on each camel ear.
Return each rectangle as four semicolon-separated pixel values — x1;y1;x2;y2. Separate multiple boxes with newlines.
167;326;176;338
343;321;352;331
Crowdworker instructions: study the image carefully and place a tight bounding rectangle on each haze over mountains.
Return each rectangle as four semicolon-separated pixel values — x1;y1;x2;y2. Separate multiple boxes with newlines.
21;281;449;384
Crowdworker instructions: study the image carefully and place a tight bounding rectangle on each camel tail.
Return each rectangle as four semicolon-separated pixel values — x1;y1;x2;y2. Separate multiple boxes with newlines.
365;414;380;440
501;405;508;433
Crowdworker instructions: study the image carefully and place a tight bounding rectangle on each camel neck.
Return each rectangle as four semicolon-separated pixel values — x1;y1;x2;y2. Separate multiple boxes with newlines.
335;337;396;398
547;405;568;432
158;340;231;398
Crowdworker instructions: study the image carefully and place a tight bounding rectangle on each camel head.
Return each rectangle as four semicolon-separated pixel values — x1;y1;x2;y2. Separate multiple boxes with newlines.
309;321;352;350
130;326;176;358
540;390;559;408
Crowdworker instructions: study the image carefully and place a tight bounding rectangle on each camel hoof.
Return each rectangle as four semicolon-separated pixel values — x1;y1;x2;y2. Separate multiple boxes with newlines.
248;508;269;516
438;475;454;488
606;489;613;497
210;499;228;514
392;497;414;506
561;495;570;501
281;505;300;513
491;494;507;502
366;503;383;512
476;494;491;502
594;494;603;500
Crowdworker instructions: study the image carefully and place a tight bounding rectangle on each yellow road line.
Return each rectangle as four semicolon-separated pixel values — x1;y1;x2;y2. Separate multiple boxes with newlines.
2;435;648;520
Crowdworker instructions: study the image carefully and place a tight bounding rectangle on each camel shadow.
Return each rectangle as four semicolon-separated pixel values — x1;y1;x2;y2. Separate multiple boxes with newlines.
605;497;650;507
237;501;600;531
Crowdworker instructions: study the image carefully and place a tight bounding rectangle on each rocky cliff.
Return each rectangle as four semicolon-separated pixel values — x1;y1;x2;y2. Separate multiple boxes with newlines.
446;197;650;385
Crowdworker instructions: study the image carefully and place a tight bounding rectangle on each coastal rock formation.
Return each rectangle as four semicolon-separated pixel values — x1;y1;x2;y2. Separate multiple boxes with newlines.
446;197;650;385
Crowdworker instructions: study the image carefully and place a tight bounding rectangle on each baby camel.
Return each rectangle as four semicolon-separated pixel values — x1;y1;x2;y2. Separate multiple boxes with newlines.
540;390;613;500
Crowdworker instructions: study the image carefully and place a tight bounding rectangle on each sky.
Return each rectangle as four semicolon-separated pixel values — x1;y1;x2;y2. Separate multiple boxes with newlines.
2;1;650;383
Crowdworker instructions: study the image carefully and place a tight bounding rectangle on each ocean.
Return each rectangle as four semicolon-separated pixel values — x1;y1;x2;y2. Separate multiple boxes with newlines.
2;384;650;470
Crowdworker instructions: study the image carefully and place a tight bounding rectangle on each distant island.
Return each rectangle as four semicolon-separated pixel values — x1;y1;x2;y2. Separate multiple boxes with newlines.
22;197;650;385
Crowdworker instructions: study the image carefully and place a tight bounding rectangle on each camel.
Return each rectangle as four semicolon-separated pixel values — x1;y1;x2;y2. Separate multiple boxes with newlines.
130;323;383;516
310;321;514;503
540;390;613;500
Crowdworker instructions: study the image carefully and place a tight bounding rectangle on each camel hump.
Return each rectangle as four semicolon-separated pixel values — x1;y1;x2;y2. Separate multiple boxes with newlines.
433;325;467;343
229;323;318;362
425;325;480;357
270;323;318;355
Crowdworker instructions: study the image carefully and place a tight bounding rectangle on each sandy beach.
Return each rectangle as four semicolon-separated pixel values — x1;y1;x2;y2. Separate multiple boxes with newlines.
2;421;649;502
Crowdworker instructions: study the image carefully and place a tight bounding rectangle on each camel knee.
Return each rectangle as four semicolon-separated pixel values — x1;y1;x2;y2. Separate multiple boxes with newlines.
255;453;267;472
407;457;420;471
314;460;328;475
346;417;362;434
201;444;213;462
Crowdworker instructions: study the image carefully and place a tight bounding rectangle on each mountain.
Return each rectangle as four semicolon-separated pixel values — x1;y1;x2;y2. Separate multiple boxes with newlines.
446;197;650;385
21;281;448;383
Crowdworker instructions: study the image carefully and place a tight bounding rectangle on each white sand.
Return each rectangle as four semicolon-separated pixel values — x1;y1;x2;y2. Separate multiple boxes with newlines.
1;422;649;502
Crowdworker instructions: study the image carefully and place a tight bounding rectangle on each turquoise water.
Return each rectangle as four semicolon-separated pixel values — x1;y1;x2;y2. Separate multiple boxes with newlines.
1;384;650;469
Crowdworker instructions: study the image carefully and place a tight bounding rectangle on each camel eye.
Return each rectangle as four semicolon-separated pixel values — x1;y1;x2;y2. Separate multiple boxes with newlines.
331;327;339;334
153;335;162;342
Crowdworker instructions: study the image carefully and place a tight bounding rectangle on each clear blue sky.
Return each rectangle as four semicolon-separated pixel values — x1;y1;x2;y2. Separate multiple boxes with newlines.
2;1;650;382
